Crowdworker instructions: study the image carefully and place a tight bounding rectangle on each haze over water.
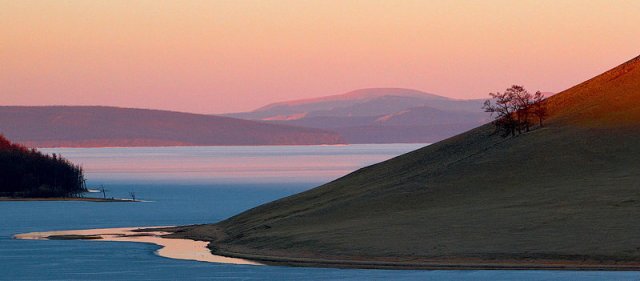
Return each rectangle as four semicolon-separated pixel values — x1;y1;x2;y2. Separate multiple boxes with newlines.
2;144;639;280
39;144;426;184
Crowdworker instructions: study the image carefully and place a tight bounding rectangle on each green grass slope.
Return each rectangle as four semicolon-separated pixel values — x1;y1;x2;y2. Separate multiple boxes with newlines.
174;55;640;268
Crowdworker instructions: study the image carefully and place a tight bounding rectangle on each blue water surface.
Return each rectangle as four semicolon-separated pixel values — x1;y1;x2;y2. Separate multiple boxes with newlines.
1;145;639;280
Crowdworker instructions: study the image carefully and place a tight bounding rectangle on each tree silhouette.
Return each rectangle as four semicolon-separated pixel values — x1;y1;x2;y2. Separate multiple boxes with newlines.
531;91;548;127
483;87;519;137
99;185;108;199
483;85;547;137
0;135;86;197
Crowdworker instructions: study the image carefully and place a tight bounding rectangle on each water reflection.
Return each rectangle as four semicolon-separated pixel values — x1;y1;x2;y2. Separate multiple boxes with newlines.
40;144;427;183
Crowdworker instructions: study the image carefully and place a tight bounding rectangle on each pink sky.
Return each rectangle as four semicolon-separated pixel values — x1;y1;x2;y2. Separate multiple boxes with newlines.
1;0;639;114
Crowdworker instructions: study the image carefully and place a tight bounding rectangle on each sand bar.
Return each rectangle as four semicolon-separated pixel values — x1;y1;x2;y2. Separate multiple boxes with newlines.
14;227;262;266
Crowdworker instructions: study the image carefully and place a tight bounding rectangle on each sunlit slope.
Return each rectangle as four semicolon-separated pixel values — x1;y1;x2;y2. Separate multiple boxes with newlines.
184;55;640;265
546;55;640;127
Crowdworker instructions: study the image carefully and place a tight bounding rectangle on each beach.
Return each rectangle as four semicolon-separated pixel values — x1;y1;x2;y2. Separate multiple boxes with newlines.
14;227;261;266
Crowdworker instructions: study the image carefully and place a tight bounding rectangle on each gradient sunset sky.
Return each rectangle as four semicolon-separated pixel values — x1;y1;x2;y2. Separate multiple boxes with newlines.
2;0;639;114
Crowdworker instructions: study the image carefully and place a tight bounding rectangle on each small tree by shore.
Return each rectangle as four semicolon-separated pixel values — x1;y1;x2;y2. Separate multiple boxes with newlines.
99;185;107;199
483;85;547;137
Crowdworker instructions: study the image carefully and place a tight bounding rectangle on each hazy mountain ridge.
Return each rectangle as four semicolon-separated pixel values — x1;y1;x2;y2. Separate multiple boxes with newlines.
247;88;450;116
0;106;344;147
227;88;491;143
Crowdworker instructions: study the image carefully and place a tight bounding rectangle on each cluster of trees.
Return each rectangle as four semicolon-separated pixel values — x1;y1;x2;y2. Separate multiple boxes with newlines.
483;85;548;137
0;135;86;198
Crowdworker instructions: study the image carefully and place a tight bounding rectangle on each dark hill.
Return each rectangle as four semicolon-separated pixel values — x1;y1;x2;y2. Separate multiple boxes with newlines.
0;135;86;198
0;106;344;147
171;55;640;269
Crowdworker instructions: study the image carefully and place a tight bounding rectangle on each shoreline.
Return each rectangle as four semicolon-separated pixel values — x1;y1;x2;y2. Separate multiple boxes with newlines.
0;197;139;202
211;249;640;271
14;225;640;271
166;225;640;271
14;227;261;266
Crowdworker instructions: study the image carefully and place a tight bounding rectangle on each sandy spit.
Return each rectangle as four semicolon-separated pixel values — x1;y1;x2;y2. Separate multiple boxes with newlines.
14;227;262;266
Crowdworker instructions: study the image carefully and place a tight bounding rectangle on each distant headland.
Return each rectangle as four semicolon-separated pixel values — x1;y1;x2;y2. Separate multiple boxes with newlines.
0;135;86;198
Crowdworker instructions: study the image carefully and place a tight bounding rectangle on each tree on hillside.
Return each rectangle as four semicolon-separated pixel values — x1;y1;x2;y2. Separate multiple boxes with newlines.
531;91;548;127
482;87;520;137
483;85;547;137
511;86;534;133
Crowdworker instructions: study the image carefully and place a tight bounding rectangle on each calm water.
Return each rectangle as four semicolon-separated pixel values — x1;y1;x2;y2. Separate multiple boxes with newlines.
1;144;638;280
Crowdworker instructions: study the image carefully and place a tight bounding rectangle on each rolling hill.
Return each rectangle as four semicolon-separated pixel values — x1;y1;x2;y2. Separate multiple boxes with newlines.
171;55;640;269
0;106;344;147
227;88;490;144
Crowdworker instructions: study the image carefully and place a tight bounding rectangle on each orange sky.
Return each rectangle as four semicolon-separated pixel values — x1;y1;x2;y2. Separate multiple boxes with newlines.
1;0;639;114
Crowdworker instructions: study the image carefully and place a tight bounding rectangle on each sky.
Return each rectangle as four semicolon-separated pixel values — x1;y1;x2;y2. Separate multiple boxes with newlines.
1;0;639;114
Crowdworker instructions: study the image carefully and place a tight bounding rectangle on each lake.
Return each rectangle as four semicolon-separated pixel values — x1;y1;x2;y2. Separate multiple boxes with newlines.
1;144;638;280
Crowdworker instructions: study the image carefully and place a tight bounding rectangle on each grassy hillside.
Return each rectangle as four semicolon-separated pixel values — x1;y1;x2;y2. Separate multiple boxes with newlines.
172;55;640;268
0;106;344;147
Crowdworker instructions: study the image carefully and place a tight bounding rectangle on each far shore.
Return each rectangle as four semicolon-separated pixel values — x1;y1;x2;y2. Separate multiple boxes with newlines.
0;197;139;202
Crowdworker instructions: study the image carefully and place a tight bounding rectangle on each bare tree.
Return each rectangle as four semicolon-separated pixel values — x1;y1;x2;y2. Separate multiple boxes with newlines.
511;86;534;133
483;88;518;137
483;85;545;137
531;91;548;127
80;178;87;198
99;185;107;199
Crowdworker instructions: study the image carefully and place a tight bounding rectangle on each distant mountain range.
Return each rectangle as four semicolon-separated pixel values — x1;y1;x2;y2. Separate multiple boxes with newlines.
227;88;491;143
0;106;344;147
1;89;495;147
